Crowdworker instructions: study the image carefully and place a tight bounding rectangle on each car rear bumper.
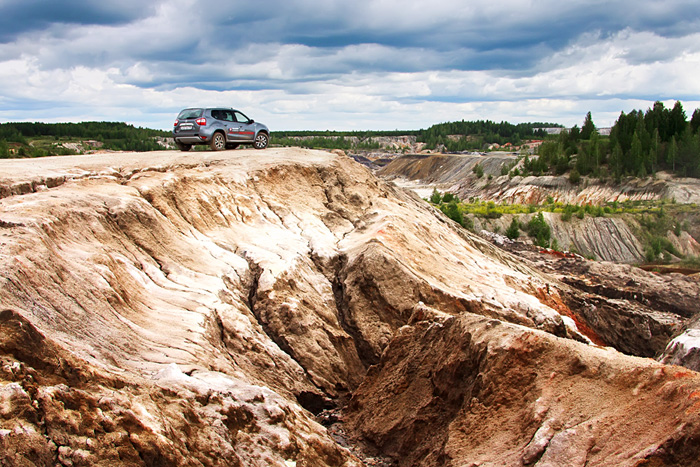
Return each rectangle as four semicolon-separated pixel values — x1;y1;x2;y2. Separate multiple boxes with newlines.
174;135;208;144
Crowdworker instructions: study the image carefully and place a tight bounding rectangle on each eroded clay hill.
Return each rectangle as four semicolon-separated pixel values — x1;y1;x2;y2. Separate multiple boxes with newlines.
378;153;700;263
1;148;699;466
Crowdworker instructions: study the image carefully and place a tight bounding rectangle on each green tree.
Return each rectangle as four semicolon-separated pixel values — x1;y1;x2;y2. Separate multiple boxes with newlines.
630;131;643;174
669;101;688;138
430;189;442;204
527;212;551;247
691;108;700;134
440;201;463;226
581;111;596;140
569;168;581;185
667;135;677;172
590;131;601;172
650;128;660;171
505;218;520;239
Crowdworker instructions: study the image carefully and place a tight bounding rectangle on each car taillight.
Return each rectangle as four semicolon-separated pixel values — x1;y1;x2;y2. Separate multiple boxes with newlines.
196;117;206;126
174;121;178;126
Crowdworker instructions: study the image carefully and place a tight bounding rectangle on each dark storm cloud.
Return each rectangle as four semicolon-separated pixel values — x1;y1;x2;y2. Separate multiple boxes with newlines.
187;0;700;73
0;0;157;42
5;0;700;80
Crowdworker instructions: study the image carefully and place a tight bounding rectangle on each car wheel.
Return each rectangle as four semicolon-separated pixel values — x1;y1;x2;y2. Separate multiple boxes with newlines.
254;132;269;149
210;132;226;151
176;142;192;151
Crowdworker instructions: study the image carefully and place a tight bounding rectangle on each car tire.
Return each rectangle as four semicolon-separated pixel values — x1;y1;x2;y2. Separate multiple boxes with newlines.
254;132;269;150
176;142;192;151
210;132;226;151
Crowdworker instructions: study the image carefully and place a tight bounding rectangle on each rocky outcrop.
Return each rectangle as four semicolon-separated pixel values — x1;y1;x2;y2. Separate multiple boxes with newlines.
378;153;515;186
345;305;700;467
661;315;700;371
495;240;699;360
1;148;699;465
0;308;356;467
379;153;700;205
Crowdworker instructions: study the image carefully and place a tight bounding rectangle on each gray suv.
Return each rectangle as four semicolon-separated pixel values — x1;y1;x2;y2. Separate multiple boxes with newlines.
173;108;269;151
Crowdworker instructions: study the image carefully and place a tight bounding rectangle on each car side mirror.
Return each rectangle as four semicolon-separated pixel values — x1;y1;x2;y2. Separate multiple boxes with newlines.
248;119;254;124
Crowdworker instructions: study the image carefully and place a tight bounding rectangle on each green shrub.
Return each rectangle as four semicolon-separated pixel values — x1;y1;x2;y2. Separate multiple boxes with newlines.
527;212;551;247
505;218;520;239
441;201;463;226
569;168;581;185
674;222;682;236
645;236;683;262
430;189;442;204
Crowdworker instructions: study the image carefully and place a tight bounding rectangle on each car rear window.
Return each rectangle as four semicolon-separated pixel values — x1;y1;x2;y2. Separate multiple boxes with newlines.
177;108;203;120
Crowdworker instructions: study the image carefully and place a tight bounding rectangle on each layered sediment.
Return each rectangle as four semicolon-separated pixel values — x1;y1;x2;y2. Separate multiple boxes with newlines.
1;148;699;466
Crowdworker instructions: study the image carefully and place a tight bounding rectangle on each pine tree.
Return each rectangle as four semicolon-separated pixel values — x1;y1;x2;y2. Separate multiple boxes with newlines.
610;143;623;178
581;111;596;140
667;136;677;172
630;131;643;174
591;131;601;172
691;108;700;134
669;101;688;138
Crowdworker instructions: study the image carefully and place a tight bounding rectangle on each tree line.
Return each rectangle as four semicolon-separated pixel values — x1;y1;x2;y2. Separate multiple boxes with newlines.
0;121;170;158
531;102;700;179
418;120;561;151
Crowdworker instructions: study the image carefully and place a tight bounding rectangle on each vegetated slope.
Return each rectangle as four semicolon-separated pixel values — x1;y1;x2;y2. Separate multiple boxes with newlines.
0;148;699;466
379;153;700;262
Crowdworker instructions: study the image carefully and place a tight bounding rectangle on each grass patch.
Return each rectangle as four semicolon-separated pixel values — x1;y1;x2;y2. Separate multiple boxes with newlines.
426;191;698;263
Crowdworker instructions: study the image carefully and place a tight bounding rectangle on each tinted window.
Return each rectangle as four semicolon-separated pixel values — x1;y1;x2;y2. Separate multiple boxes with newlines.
178;108;202;120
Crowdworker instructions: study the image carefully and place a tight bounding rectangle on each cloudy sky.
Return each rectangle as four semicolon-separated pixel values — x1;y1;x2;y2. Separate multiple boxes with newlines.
1;0;699;131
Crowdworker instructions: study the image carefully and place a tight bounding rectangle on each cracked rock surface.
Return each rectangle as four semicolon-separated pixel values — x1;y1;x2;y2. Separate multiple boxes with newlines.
1;148;699;466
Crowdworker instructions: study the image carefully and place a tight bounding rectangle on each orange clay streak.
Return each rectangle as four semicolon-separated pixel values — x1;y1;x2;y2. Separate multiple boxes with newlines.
535;287;607;347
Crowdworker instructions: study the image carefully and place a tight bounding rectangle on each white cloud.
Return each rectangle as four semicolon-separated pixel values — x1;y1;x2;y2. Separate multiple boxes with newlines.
1;0;699;130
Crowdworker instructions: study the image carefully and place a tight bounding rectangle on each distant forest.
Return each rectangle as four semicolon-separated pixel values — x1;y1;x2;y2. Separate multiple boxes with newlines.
417;120;560;151
272;129;419;151
0;121;169;158
273;121;560;151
